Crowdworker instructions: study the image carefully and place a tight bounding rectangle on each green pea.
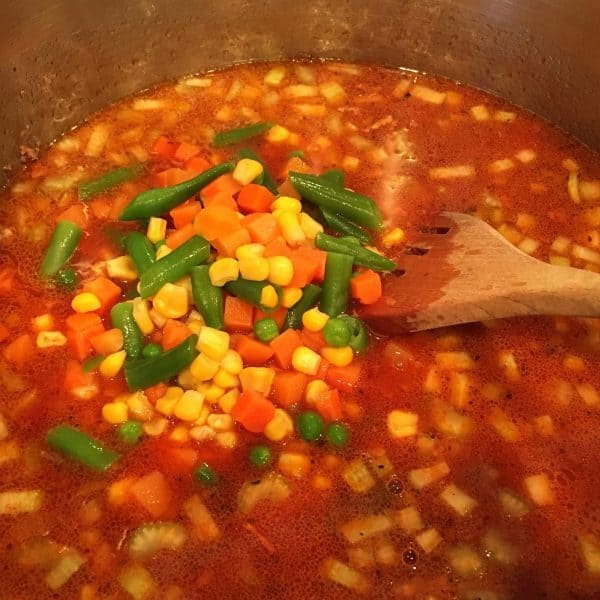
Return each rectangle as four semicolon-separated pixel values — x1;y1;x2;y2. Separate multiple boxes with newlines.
323;318;351;347
142;343;162;359
118;421;143;445
254;317;279;343
249;445;272;468
339;315;369;354
55;267;78;290
298;411;324;442
194;462;218;487
326;422;349;448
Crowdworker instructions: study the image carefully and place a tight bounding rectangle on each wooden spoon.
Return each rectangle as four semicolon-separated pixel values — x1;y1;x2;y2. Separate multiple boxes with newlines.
359;211;600;334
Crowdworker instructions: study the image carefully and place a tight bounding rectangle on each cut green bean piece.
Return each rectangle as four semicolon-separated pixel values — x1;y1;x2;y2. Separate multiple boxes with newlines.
139;236;210;298
213;122;273;148
288;149;305;160
119;162;234;221
320;169;345;187
47;425;120;472
40;220;82;277
55;267;78;290
82;355;104;373
224;279;281;312
289;171;383;230
124;334;198;391
110;302;144;359
339;315;369;354
320;208;371;244
284;284;321;330
78;164;144;201
320;252;354;317
315;233;396;271
237;147;278;194
323;317;351;347
191;265;224;330
125;231;156;274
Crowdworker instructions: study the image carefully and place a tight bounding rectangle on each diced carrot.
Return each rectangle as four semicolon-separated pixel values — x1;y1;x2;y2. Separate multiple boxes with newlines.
129;470;173;518
109;195;131;221
288;248;320;288
66;313;105;360
301;247;327;282
316;359;329;381
145;382;168;403
90;328;124;355
351;269;382;305
243;212;279;244
193;206;242;242
263;238;293;258
201;174;241;202
237;183;276;214
63;359;99;397
170;199;201;229
0;268;15;295
174;142;201;162
301;328;326;352
159;445;200;474
280;156;311;179
83;277;122;314
151;135;177;159
254;306;287;330
162;319;192;351
272;371;307;408
326;362;361;391
149;329;163;345
29;163;49;179
0;322;9;343
231;390;276;433
153;168;197;188
89;198;111;220
57;204;87;229
313;388;343;422
66;312;103;333
185;155;211;174
224;297;254;333
235;335;274;366
212;228;251;258
166;222;196;249
203;191;238;211
2;334;34;366
269;329;302;369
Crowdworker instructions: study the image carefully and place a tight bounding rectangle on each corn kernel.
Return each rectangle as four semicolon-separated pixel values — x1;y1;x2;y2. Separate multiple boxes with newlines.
282;286;302;308
106;255;138;280
215;431;238;449
239;367;275;395
177;367;198;389
267;256;294;286
271;196;302;214
71;292;101;313
187;320;203;335
132;298;154;335
260;284;279;309
292;345;321;375
276;211;305;246
235;243;265;260
305;379;329;404
147;217;167;243
169;426;190;443
264;66;286;86
186;309;205;325
102;401;128;424
299;212;324;240
174;390;205;422
209;258;239;287
31;314;54;332
155;244;172;260
278;452;311;478
238;257;270;281
342;155;360;171
125;391;154;421
233;158;264;186
302;307;329;331
213;368;239;389
155;386;184;416
149;307;168;328
382;227;405;248
218;388;240;413
190;353;220;381
36;331;67;348
197;326;230;361
199;382;226;402
388;410;419;438
153;283;189;319
264;408;294;441
175;275;194;303
266;124;290;143
321;345;353;367
220;349;243;375
99;350;127;378
207;413;234;432
189;425;216;442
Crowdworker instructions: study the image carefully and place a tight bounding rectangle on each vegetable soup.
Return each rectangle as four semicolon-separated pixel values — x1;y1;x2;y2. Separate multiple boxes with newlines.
1;61;600;599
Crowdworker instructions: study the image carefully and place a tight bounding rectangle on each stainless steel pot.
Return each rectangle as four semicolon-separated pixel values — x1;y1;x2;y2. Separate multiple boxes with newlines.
1;0;598;186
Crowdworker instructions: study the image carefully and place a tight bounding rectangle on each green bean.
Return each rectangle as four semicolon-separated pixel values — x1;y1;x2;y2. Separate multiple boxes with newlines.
78;164;144;201
288;149;305;159
139;236;210;298
55;267;78;290
213;122;273;147
190;265;224;330
40;220;82;277
339;315;369;354
142;343;162;359
315;233;396;271
224;279;281;312
46;425;119;472
125;231;156;274
110;302;144;359
119;162;234;221
124;334;198;391
320;169;345;187
237;148;278;194
82;355;104;373
254;318;279;343
320;209;371;244
320;252;354;317
283;284;321;330
289;171;383;230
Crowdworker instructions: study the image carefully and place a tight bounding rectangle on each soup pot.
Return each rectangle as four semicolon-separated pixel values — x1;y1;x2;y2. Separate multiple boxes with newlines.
0;0;598;187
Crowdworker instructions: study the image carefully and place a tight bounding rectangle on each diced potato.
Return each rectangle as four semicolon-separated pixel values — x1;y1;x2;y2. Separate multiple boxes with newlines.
322;557;370;594
489;158;515;173
446;544;483;577
488;407;521;442
576;382;600;406
183;495;220;542
523;473;554;506
410;84;446;105
85;124;110;157
449;371;470;408
579;533;600;574
494;110;516;122
0;489;42;514
118;564;157;600
408;461;450;490
435;351;475;371
498;350;520;381
392;79;411;98
341;514;393;544
342;459;376;493
515;149;536;163
367;452;395;479
429;165;475;180
470;104;490;121
439;483;478;516
498;488;530;518
580;180;600;201
387;410;418;438
278;452;310;479
45;549;86;590
497;223;523;245
415;528;442;553
482;529;518;565
554;379;574;405
393;506;424;534
348;545;376;570
373;536;398;567
551;236;571;254
432;403;473;439
423;367;441;393
533;415;554;436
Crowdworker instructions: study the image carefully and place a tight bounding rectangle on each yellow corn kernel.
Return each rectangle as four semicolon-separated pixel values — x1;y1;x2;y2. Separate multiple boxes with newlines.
235;243;265;260
267;256;294;286
218;388;240;413
36;331;67;348
169;425;190;443
209;258;239;286
175;275;194;303
239;367;275;395
260;284;279;309
321;346;353;367
147;217;167;243
215;431;238;449
305;379;329;404
213;368;239;389
152;283;188;319
125;391;154;421
232;158;264;186
207;413;234;432
238;257;270;281
149;307;168;328
282;286;302;308
388;410;419;438
266;124;290;142
177;367;198;389
271;196;302;214
31;313;54;332
155;244;172;260
102;401;128;424
155;386;184;416
106;255;138;280
197;326;230;361
382;227;405;248
132;298;154;335
71;292;101;313
292;345;321;375
190;353;220;381
276;211;305;246
302;307;329;331
143;417;168;437
202;383;225;402
174;390;205;422
99;350;127;378
264;408;294;441
299;212;324;240
278;452;311;479
264;66;286;86
187;320;203;335
220;349;243;375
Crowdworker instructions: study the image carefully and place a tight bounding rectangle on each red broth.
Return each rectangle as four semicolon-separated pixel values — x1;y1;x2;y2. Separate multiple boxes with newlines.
0;61;599;599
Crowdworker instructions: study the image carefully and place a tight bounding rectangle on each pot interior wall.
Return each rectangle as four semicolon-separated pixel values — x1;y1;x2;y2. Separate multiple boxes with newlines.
1;0;598;185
